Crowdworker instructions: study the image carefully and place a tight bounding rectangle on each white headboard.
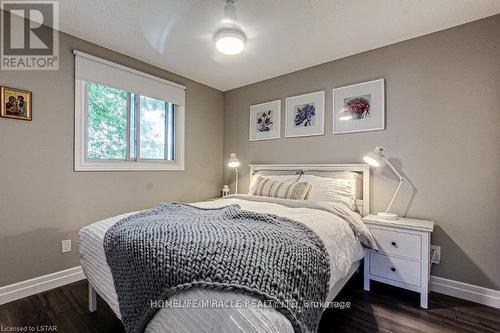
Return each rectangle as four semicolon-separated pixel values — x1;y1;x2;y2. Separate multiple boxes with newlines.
249;164;370;217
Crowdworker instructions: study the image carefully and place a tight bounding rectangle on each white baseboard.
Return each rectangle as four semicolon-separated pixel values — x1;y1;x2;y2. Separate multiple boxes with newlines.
1;267;499;310
431;275;500;309
0;266;85;305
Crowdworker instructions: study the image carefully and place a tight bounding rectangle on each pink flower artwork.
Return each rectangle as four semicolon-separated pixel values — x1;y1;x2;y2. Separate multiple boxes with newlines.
344;95;371;119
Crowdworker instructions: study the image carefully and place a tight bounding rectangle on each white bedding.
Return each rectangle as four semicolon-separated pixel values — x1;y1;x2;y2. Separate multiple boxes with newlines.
79;197;366;333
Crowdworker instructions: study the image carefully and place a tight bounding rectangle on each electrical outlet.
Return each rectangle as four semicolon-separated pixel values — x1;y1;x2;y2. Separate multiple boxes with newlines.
431;245;441;264
61;239;71;253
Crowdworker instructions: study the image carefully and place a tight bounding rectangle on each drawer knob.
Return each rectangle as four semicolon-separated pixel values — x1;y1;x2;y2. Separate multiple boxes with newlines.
390;267;396;272
391;241;397;247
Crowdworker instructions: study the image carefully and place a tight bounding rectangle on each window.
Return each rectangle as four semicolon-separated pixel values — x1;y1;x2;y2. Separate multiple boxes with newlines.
86;82;128;160
85;82;175;161
74;51;185;171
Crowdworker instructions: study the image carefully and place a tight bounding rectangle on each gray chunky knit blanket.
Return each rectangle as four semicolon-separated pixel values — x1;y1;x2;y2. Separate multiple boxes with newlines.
104;202;330;333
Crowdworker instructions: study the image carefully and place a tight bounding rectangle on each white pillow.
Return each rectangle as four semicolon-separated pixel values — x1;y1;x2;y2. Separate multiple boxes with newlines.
248;174;300;195
300;174;357;210
251;176;311;200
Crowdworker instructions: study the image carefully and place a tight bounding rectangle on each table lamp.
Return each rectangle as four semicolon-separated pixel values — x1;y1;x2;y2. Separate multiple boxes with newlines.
364;146;405;220
227;153;240;194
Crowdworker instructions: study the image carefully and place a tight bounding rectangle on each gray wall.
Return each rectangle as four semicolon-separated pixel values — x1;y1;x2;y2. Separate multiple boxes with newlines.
1;14;499;291
223;15;500;289
0;32;224;286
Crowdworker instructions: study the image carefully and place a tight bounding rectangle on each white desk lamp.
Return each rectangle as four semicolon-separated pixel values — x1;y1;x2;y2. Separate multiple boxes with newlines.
364;147;404;220
227;153;240;194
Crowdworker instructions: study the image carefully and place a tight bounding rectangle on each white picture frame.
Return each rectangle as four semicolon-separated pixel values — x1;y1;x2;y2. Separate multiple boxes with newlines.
285;91;325;138
333;79;385;134
249;100;281;141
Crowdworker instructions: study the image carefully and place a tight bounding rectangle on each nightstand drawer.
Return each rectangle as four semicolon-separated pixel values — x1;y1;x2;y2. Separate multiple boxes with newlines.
369;252;421;287
370;228;421;260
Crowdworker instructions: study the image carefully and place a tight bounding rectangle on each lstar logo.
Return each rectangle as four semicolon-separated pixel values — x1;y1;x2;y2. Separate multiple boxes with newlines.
1;0;59;70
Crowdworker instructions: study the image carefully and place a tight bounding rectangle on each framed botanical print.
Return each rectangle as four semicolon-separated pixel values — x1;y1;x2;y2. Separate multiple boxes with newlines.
332;79;384;134
1;86;32;121
249;100;281;141
285;91;325;138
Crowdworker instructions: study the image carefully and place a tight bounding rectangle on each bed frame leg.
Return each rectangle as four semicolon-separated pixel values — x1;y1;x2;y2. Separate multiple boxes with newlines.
88;284;97;312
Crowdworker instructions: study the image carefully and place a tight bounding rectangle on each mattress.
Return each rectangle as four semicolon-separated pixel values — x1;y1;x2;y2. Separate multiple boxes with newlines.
79;197;366;333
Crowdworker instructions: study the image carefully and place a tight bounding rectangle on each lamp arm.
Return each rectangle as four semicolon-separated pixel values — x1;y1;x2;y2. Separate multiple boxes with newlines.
384;159;405;213
384;159;404;182
386;179;403;213
235;168;239;194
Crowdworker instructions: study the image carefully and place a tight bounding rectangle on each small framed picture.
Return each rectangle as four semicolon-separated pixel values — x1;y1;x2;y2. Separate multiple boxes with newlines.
333;79;384;134
1;86;32;121
285;91;325;138
249;100;281;141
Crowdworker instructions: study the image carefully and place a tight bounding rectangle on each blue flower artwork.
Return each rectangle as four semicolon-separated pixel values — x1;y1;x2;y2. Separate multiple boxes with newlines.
294;103;316;127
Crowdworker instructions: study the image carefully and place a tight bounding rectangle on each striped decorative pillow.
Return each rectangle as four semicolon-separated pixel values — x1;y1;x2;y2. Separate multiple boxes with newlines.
252;176;310;200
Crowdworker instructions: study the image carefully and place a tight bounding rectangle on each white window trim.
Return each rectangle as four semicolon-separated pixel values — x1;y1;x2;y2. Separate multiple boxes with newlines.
74;58;185;172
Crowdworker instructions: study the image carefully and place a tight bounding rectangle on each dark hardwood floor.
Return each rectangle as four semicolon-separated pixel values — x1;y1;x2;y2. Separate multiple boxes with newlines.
320;274;500;333
1;274;499;333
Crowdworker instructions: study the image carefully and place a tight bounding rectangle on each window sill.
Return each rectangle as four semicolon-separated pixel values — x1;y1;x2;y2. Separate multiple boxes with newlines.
74;160;184;171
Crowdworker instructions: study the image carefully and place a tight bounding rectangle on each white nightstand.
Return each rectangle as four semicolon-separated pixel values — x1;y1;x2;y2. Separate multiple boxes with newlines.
363;214;434;308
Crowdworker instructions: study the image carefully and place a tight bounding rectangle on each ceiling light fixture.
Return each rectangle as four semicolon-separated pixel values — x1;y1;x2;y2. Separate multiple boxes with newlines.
214;0;246;55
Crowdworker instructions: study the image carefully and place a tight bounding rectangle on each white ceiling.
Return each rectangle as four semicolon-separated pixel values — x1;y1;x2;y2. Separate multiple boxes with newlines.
58;0;500;91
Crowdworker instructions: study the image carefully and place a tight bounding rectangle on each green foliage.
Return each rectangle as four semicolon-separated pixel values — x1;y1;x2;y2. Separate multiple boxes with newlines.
86;82;171;161
87;82;127;160
140;96;166;159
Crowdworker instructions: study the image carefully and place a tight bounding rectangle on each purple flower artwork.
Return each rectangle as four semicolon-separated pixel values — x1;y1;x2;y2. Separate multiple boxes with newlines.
294;103;316;127
256;110;273;132
344;94;371;120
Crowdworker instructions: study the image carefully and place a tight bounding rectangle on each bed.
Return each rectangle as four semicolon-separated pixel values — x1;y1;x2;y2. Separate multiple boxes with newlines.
79;164;372;333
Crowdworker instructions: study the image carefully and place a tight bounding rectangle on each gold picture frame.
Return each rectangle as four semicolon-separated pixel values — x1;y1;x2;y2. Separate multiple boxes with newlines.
1;86;32;121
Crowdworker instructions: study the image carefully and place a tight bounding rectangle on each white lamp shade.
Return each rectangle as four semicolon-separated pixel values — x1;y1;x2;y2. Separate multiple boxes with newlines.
215;29;246;55
214;1;246;55
227;153;240;168
363;147;384;167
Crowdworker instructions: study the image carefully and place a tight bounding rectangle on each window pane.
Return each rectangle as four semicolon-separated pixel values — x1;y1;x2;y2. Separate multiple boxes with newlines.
129;94;137;160
166;103;175;160
139;96;166;160
87;82;128;160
